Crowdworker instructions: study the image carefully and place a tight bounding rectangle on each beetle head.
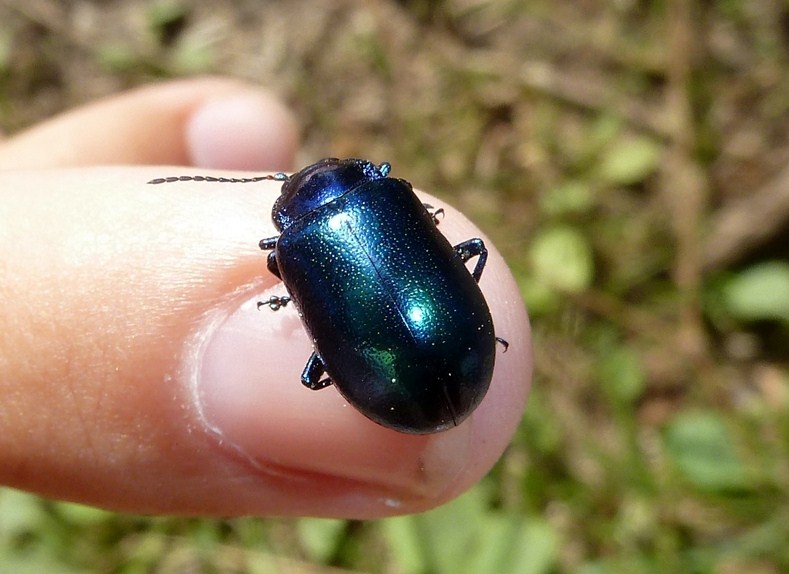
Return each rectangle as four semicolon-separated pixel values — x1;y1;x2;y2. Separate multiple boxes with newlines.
272;158;391;231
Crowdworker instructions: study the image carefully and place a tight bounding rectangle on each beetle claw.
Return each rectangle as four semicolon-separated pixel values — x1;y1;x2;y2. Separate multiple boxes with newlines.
258;295;291;311
423;203;445;225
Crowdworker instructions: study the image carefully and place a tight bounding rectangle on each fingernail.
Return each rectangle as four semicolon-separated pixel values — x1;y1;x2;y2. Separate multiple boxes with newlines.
189;287;472;502
186;93;296;171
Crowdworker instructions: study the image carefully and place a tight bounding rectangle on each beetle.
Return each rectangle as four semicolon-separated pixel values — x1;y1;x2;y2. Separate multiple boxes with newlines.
150;158;506;433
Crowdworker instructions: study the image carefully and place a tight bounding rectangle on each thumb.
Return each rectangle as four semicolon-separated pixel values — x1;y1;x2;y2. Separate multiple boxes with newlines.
0;76;297;171
0;167;531;518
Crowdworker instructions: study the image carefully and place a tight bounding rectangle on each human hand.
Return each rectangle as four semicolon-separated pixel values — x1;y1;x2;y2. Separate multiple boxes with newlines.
0;77;531;518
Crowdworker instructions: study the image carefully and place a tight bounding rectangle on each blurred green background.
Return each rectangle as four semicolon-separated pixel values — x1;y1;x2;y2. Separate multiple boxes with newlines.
1;0;788;572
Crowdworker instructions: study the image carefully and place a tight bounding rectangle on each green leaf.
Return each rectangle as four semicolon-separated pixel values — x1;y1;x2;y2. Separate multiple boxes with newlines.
147;0;189;31
0;28;13;75
519;276;560;316
382;485;557;574
539;180;594;216
599;136;661;185
467;515;557;574
171;38;216;74
419;486;488;574
54;501;114;526
381;485;491;574
97;44;139;73
0;549;83;574
296;518;346;563
508;518;558;574
462;514;511;574
599;346;646;405
722;261;789;322
381;515;425;574
0;489;48;539
664;411;749;492
576;555;661;574
529;225;594;294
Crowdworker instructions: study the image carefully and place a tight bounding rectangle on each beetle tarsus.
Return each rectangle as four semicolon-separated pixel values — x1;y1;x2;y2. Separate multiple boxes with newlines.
495;337;509;352
302;352;333;390
453;238;488;283
258;295;291;311
423;204;445;225
259;236;278;250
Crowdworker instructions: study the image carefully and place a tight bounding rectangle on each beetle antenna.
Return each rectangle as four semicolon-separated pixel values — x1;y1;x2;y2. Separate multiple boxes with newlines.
147;173;290;185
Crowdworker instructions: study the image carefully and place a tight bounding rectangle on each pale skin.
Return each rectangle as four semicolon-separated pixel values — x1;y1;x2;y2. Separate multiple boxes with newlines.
0;77;532;518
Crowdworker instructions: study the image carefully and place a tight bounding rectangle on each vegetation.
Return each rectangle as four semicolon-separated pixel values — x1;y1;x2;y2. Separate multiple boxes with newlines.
1;1;788;572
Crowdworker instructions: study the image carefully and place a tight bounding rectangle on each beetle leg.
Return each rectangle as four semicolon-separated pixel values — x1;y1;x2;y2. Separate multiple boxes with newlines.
301;352;333;390
259;236;277;250
453;238;488;283
495;336;509;352
266;251;283;279
260;236;283;279
257;295;291;311
423;203;445;225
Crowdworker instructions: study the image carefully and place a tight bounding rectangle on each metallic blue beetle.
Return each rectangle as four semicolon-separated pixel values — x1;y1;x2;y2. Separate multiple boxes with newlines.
259;158;505;434
151;158;505;433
